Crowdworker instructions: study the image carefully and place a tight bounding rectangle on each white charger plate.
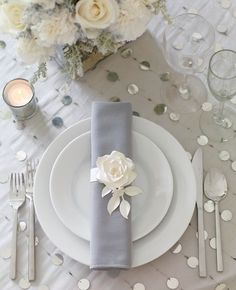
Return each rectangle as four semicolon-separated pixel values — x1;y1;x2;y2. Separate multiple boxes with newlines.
50;131;173;241
34;116;196;267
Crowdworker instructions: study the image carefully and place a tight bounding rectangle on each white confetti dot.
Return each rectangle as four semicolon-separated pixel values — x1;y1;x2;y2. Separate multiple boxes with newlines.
0;246;11;259
35;236;39;246
18;221;27;232
171;243;182;254
187;256;199;268
127;84;139;95
192;32;203;41
167;277;179;289
78;278;90;290
51;253;64;266
221;210;232;221
172;41;184;50
217;24;228;34
231;161;236;171
19;278;31;289
16;151;27;161
169;112;180;121
0;173;9;184
133;283;145;290
219;150;230;161
210;237;216;249
185;151;192;161
201;102;213;112
197;135;208;146
204;200;215;213
188;8;198;13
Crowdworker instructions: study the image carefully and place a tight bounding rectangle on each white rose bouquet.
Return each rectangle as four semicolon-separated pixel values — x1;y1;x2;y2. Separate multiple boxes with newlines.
0;0;168;80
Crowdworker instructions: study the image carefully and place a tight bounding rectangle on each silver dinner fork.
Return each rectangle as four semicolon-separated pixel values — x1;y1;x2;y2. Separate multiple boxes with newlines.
9;173;26;280
25;159;37;281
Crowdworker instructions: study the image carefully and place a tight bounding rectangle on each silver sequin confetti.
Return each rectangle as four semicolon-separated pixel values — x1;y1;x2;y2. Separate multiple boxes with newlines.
217;24;228;34
171;243;182;254
210;237;216;249
188;8;198;13
204;200;215;213
109;96;120;102
107;71;119;82
215;283;228;290
0;173;9;184
120;48;133;58
52;117;64;128
16;151;27;161
127;84;139;95
78;279;90;290
51;253;64;266
187;256;199;268
220;0;231;9
197;135;208;146
169;112;180;121
221;210;232;221
231;161;236;171
139;61;150;71
154;104;167;115
196;230;208;240
192;32;203;42
18;221;27;232
160;72;170;82
38;286;49;290
167;277;179;289
61;95;72;106
202;102;213;112
219;150;230;161
19;278;31;289
0;246;11;259
133;283;145;290
35;236;39;246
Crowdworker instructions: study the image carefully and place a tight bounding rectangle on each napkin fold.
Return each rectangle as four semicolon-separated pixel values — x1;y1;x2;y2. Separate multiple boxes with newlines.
90;102;132;269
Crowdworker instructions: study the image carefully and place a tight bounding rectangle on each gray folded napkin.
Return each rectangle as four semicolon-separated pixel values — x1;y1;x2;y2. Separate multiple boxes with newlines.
90;102;132;269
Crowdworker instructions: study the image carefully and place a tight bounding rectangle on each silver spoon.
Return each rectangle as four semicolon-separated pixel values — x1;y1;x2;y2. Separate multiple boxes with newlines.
204;168;227;272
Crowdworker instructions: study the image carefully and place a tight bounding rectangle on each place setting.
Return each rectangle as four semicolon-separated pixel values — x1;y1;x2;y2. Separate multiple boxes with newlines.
1;0;236;289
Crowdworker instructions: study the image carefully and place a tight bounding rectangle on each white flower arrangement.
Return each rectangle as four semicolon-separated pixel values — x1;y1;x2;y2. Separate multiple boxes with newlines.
96;151;142;219
0;0;168;80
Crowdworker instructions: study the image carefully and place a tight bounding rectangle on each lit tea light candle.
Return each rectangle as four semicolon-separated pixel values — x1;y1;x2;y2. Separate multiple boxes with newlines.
2;78;37;121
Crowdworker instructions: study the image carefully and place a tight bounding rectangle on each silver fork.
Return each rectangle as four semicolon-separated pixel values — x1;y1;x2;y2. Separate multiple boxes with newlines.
9;173;26;280
25;159;37;281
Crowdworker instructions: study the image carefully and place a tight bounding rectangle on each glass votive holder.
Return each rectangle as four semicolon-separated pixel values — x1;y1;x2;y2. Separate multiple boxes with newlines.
2;78;37;121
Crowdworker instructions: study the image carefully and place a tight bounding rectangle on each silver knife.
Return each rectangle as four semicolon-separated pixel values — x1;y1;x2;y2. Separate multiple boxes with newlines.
192;148;207;277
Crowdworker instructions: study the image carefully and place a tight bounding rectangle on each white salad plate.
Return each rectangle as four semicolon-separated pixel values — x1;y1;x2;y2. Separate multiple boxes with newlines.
50;131;174;241
34;116;196;267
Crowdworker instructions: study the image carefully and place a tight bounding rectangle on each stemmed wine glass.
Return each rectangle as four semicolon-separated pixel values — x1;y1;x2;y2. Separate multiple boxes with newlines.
162;13;215;113
200;49;236;142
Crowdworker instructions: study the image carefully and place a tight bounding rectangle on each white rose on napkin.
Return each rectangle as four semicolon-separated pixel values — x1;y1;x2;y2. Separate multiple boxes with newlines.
75;0;119;39
96;151;142;219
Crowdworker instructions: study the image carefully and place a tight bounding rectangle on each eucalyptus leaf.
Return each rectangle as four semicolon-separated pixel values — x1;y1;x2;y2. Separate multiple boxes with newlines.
107;195;120;215
124;186;142;196
119;199;130;219
102;186;112;197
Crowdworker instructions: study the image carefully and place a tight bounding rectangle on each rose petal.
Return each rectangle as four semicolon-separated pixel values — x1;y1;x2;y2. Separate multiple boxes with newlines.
107;195;120;215
102;186;112;197
124;186;142;196
119;199;130;219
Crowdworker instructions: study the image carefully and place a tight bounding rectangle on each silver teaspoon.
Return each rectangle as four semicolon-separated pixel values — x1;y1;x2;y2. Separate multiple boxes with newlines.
204;168;227;272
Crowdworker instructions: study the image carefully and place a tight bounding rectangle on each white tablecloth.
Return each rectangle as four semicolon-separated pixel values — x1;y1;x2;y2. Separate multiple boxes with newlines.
1;0;236;289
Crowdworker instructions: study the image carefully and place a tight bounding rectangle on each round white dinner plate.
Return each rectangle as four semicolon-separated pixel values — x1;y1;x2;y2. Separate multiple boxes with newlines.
34;117;196;267
50;131;173;241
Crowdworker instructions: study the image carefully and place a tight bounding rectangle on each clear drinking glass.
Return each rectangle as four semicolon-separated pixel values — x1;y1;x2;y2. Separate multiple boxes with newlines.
200;49;236;142
162;13;215;113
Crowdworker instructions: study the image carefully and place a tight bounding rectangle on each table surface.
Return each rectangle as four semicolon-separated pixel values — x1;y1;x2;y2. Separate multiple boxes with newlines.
1;0;236;289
